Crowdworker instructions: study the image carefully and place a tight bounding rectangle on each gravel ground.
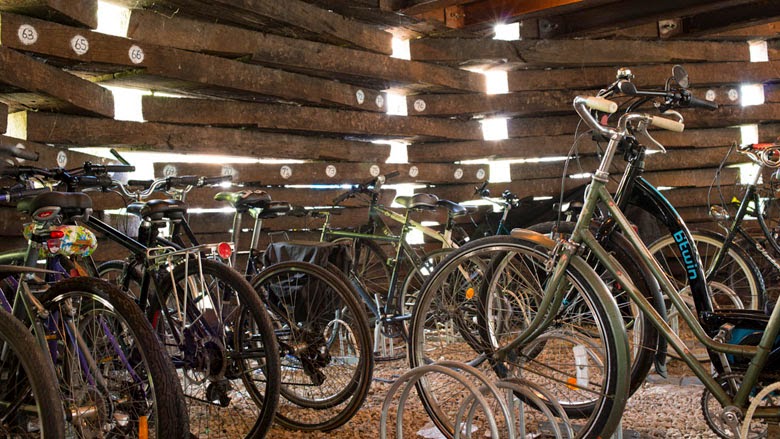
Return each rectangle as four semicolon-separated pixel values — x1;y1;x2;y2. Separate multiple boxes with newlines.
266;358;725;438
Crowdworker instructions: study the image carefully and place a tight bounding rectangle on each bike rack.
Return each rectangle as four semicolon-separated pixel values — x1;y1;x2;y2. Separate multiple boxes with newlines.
380;360;573;439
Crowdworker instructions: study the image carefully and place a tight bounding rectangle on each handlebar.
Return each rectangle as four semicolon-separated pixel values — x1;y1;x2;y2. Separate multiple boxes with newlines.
0;187;51;203
0;142;38;161
738;143;780;168
332;171;400;205
119;175;233;201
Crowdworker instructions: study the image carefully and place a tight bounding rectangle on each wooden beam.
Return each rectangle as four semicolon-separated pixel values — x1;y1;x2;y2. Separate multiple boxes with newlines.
644;167;739;188
506;61;780;92
151;162;489;185
528;0;760;38
459;0;594;27
17;112;390;162
140;97;482;141
407;89;576;117
408;127;743;162
158;0;393;54
675;1;780;38
0;47;114;117
398;0;479;16
0;135;114;168
0;0;97;28
0;13;384;111
126;10;485;93
409;38;751;65
509;146;747;181
660;186;744;209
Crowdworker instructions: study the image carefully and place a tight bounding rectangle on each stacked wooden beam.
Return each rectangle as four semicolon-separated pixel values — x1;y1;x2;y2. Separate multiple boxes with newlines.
0;0;777;253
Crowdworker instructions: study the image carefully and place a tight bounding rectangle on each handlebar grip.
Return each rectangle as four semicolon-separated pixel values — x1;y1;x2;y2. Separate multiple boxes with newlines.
583;96;618;114
168;176;200;186
0;187;51;203
0;143;38;161
649;116;685;132
689;96;718;111
127;179;153;188
200;175;232;186
103;165;135;173
385;171;400;180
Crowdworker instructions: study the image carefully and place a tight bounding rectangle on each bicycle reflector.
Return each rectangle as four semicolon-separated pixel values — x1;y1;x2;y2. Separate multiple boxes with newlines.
217;242;233;260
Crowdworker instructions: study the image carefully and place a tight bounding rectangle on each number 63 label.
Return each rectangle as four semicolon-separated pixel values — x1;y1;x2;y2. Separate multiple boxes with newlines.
17;25;38;45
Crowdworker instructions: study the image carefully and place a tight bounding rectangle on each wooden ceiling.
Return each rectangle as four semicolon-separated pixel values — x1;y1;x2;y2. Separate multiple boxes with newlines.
0;0;779;237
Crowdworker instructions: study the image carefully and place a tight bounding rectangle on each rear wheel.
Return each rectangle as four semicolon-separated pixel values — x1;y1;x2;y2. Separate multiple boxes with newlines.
252;261;373;431
151;259;280;439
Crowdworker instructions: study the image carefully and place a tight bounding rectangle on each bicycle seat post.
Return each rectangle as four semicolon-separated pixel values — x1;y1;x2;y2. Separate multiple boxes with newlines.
230;209;243;268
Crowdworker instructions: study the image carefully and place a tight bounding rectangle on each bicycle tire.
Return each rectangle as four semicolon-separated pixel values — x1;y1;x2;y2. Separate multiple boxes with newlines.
40;276;188;439
97;260;144;301
528;221;660;400
151;258;281;439
408;235;629;439
251;261;373;431
648;229;765;311
0;307;65;438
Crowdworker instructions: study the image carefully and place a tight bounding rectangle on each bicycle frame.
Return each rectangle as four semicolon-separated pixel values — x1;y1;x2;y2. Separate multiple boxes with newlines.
506;109;780;420
319;206;425;321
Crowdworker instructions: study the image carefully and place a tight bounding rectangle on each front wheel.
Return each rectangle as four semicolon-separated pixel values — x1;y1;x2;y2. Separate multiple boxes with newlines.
0;307;65;438
408;235;629;439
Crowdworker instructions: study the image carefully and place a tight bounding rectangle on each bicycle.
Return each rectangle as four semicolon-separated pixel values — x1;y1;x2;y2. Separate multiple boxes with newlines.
408;66;775;439
647;142;774;315
103;176;373;432
0;149;188;438
2;163;279;438
312;174;473;361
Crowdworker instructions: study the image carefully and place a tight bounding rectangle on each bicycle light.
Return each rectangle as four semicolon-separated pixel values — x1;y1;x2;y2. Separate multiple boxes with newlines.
217;242;233;260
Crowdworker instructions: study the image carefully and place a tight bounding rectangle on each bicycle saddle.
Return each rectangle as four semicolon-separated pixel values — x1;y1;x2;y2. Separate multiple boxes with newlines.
253;201;293;219
214;190;272;212
394;193;439;210
436;199;467;217
17;192;92;220
127;199;187;220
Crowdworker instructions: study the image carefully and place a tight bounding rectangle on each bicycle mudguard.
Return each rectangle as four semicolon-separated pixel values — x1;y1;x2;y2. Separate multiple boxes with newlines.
509;228;556;248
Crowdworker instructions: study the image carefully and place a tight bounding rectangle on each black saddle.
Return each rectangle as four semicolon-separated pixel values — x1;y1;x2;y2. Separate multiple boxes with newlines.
254;201;292;219
436;199;467;217
214;190;273;212
17;192;92;220
127;199;187;220
394;193;439;211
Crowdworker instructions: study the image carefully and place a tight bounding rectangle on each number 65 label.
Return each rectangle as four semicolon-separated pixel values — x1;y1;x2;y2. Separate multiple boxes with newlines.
71;35;89;55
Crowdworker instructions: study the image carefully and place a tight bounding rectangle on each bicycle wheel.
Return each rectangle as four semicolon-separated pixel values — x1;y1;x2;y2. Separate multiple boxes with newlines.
528;221;660;399
152;258;280;439
0;307;65;438
648;229;764;311
251;261;373;431
408;235;629;439
40;276;188;439
97;260;144;301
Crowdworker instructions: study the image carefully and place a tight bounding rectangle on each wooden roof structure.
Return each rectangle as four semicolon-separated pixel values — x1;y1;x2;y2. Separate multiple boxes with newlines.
0;0;779;250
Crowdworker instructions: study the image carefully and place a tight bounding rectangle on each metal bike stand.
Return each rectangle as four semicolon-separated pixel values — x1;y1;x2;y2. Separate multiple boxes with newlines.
740;380;780;438
379;361;514;439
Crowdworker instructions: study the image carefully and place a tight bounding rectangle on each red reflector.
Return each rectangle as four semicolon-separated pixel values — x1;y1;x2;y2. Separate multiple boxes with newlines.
49;230;65;239
217;242;232;259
